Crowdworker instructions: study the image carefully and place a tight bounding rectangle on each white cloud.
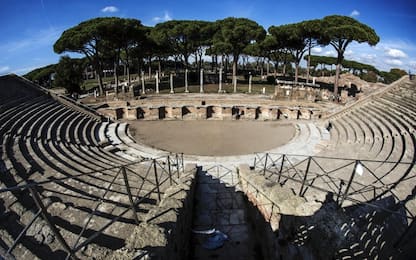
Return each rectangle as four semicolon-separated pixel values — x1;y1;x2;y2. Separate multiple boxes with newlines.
376;40;416;52
324;50;337;57
311;47;322;54
350;10;360;17
385;48;408;59
0;66;10;73
101;6;119;13
345;49;354;57
385;59;403;67
152;11;172;23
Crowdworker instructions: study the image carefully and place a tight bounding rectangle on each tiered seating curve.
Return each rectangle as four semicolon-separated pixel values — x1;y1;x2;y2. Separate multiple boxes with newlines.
0;75;182;259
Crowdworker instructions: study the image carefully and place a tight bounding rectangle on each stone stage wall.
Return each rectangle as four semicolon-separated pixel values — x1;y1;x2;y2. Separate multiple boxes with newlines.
98;104;323;121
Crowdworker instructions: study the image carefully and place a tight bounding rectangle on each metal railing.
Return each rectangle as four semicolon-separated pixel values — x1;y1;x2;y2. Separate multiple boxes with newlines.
0;154;185;260
251;152;416;249
252;153;415;218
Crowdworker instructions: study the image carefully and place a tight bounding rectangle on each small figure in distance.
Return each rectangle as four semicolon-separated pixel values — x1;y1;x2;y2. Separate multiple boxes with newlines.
326;121;332;131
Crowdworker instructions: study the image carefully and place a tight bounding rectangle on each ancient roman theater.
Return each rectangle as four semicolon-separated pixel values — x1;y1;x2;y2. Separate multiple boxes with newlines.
0;74;415;259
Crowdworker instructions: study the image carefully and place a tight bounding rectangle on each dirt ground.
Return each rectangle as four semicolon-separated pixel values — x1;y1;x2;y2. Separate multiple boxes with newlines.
128;120;296;156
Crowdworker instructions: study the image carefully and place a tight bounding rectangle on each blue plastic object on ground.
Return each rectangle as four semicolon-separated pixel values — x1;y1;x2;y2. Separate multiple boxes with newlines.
201;230;229;250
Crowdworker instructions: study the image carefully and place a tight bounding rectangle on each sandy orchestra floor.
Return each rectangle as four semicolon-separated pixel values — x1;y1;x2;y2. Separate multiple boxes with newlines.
128;120;296;156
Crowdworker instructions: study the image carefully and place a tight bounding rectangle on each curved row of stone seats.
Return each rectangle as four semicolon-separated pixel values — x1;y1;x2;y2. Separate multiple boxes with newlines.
96;122;170;160
263;79;415;216
0;75;45;102
317;79;416;213
0;77;180;258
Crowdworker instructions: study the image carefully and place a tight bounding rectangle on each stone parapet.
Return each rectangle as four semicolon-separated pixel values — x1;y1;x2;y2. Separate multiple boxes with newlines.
111;164;197;259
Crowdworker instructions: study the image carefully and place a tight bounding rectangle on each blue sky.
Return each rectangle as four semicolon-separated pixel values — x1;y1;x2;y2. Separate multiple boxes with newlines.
0;0;415;75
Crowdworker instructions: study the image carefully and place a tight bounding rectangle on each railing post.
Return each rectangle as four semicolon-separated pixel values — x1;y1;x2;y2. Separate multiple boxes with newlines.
336;180;345;204
7;209;42;256
181;153;184;173
339;160;359;207
28;186;76;259
167;155;173;185
278;154;285;183
153;159;161;202
176;153;180;178
121;166;140;225
263;153;268;175
299;156;312;196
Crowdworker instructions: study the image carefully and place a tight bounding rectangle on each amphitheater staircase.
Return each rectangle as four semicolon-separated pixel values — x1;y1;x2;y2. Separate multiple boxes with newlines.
190;164;262;259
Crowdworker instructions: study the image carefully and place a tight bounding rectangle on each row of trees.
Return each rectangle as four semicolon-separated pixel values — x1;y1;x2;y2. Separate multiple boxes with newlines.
305;55;379;75
52;15;380;95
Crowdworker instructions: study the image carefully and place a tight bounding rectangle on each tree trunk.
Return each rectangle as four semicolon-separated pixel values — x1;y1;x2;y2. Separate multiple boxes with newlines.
199;53;203;71
274;62;278;77
334;63;341;96
97;70;103;95
127;63;131;87
158;58;161;82
266;60;270;76
114;62;119;94
306;46;311;83
184;54;189;69
148;56;152;78
195;53;199;71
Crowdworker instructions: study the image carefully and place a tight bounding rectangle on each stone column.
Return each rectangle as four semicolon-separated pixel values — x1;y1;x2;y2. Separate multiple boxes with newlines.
155;71;159;94
200;69;204;93
185;69;189;93
141;71;145;94
233;75;237;93
248;73;252;94
170;73;174;94
218;67;223;93
312;77;316;85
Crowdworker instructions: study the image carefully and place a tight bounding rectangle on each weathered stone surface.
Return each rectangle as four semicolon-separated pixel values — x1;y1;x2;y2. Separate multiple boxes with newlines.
127;223;168;249
113;164;197;260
